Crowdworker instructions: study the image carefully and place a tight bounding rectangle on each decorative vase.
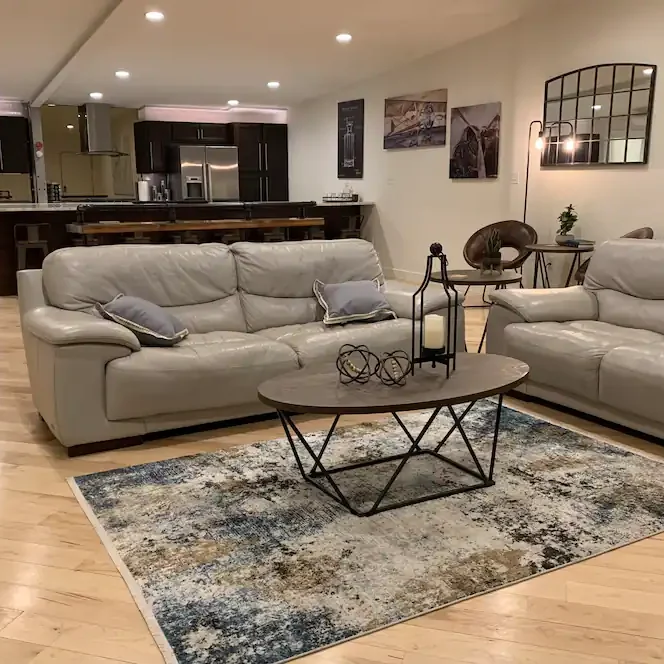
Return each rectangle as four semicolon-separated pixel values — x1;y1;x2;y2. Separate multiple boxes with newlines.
556;233;575;246
481;255;503;274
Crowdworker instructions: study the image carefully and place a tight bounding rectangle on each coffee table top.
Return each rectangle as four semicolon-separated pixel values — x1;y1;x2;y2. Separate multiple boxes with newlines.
258;353;529;415
526;243;594;254
432;269;522;286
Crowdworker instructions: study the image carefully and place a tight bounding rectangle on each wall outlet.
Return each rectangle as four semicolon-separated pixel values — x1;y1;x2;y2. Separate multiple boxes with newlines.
511;172;520;184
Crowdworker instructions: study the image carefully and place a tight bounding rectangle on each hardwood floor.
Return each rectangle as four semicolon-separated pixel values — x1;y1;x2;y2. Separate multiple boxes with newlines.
0;296;663;663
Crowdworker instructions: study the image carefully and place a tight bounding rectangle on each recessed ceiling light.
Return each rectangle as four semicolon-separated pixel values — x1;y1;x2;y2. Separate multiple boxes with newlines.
145;10;165;21
66;124;74;130
336;33;352;43
89;92;103;100
227;99;239;106
591;104;602;110
267;81;280;89
644;67;654;76
47;103;56;107
115;70;130;79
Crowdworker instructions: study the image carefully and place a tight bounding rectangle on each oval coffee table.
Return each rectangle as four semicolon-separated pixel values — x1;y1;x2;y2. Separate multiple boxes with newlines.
258;353;529;517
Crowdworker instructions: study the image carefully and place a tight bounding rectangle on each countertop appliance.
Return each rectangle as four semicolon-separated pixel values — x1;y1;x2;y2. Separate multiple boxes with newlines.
169;145;239;202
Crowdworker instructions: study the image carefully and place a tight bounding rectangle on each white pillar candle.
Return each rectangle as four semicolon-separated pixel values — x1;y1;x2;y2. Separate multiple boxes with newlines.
423;314;446;349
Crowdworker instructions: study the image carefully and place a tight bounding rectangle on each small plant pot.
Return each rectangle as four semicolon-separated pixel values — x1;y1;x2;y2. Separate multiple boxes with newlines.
556;233;575;246
481;255;503;274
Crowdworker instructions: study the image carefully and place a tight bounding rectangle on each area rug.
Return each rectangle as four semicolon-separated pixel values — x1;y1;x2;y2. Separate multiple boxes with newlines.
69;401;664;664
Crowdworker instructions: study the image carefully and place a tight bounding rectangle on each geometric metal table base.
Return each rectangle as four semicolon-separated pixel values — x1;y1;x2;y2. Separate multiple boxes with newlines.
277;394;504;517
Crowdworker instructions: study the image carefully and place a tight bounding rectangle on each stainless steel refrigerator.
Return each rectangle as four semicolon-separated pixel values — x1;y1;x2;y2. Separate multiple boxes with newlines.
169;145;239;201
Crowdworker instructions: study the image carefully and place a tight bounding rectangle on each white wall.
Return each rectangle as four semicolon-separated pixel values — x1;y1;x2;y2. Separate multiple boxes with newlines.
289;0;664;280
289;26;516;278
509;0;664;245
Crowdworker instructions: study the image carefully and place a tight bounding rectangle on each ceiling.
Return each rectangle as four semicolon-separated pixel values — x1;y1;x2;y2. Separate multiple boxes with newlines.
1;0;537;109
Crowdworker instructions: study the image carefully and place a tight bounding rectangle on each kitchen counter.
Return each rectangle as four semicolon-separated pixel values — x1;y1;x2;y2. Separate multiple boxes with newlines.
315;201;375;206
0;200;315;214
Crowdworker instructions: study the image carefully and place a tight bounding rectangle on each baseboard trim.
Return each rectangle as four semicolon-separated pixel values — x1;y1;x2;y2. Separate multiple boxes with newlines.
66;436;144;457
388;267;422;283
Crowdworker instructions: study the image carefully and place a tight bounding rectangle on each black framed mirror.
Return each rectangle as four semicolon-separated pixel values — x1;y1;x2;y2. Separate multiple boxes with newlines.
542;63;656;166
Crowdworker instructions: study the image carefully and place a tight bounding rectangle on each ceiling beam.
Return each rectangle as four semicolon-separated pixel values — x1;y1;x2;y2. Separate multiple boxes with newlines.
30;0;125;107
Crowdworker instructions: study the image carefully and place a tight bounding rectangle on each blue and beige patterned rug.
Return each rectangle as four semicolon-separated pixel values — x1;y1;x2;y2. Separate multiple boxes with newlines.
70;402;664;664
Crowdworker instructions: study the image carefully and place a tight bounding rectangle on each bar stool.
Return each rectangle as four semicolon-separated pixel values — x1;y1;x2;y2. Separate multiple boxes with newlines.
14;223;50;270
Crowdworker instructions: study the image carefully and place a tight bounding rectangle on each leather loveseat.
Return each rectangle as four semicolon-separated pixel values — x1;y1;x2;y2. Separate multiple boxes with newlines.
486;239;664;438
18;239;464;455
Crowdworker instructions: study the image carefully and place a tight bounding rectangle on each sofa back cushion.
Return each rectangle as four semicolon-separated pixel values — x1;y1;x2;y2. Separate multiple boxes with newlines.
42;243;246;333
231;239;384;332
585;239;664;335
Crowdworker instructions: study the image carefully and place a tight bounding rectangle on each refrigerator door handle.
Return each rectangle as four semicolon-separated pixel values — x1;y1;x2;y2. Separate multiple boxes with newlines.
264;176;269;201
201;158;209;200
259;176;263;201
206;164;214;201
258;143;262;171
264;143;268;170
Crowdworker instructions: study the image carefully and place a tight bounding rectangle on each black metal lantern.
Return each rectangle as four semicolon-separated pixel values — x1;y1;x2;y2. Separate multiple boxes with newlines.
411;242;459;377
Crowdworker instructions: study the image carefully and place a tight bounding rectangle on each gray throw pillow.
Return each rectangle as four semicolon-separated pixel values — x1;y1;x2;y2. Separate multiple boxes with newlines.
95;294;189;347
313;278;397;326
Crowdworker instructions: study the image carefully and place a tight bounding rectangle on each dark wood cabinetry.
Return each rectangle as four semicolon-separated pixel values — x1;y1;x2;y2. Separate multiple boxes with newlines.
170;122;229;145
134;121;171;173
231;123;288;201
133;120;288;200
0;117;31;174
170;122;199;143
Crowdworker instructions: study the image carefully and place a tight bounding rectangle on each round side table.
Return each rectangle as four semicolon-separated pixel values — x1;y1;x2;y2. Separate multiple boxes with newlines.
525;244;594;288
432;269;522;352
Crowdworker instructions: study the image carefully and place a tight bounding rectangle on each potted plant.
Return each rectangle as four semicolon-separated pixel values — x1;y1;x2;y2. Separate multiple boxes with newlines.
481;229;502;274
556;204;578;245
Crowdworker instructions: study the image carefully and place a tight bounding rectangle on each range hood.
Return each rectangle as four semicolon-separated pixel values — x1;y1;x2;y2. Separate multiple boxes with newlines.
77;103;127;156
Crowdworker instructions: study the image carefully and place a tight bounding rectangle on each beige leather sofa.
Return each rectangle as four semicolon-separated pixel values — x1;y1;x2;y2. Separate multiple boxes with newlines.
19;239;464;455
487;239;664;438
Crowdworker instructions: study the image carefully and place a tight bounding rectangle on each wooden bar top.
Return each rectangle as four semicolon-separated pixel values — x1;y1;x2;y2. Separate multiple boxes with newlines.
66;217;325;235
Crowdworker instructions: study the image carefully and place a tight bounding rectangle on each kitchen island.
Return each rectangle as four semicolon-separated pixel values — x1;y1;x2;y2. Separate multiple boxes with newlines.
0;200;374;295
0;201;317;295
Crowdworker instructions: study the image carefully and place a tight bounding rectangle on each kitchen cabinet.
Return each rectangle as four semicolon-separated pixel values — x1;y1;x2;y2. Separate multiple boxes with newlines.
239;173;263;202
231;123;288;201
134;121;171;173
0;117;31;174
199;123;229;143
170;122;200;143
171;122;229;145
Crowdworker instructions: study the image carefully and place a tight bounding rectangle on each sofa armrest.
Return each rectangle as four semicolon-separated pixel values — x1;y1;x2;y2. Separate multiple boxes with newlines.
489;286;598;323
383;279;465;319
23;307;141;351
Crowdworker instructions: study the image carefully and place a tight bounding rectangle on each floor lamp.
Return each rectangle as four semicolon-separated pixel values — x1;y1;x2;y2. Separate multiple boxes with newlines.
523;120;576;224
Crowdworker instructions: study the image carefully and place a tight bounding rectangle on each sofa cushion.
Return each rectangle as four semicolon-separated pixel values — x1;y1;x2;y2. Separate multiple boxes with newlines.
105;331;298;420
95;295;189;347
257;319;413;368
504;320;663;400
42;243;246;334
232;239;384;332
600;343;664;425
595;289;664;337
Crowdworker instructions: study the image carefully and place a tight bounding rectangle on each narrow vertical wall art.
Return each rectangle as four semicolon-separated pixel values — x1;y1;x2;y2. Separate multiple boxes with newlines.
338;99;365;179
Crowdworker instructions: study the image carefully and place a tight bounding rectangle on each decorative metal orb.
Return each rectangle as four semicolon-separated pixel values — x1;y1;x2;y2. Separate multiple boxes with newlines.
336;344;380;384
377;350;412;387
429;242;443;256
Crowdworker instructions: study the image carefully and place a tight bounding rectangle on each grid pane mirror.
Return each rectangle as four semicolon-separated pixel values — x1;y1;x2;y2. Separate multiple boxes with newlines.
542;63;656;165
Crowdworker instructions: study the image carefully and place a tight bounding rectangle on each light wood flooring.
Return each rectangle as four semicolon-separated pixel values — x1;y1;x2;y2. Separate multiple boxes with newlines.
0;297;663;664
